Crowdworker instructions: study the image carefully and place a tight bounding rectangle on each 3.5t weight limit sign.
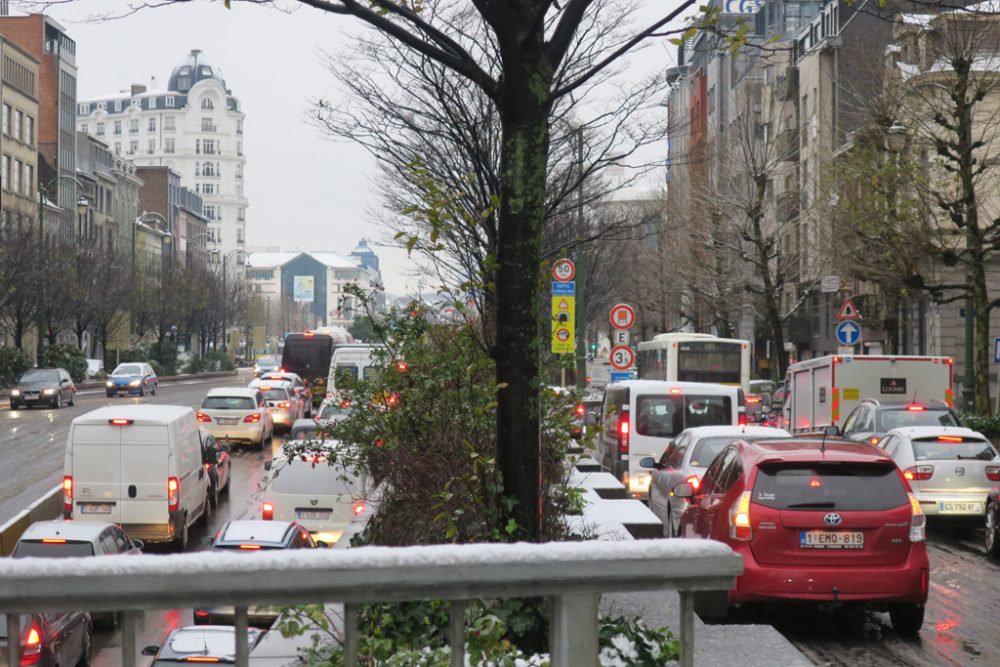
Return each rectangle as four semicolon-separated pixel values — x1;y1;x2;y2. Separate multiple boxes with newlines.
610;345;635;371
609;303;636;330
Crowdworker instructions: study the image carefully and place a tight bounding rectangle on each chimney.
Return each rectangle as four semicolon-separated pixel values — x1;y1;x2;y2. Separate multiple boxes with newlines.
149;76;158;91
131;84;147;96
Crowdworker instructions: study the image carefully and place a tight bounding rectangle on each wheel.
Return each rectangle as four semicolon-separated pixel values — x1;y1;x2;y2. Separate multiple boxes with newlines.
151;382;157;396
208;482;220;510
96;611;119;632
69;391;75;406
53;392;62;409
221;468;231;494
139;383;146;397
890;603;925;636
198;495;212;527
76;623;93;667
665;506;676;538
986;502;1000;557
173;514;189;552
9;401;19;410
106;391;115;398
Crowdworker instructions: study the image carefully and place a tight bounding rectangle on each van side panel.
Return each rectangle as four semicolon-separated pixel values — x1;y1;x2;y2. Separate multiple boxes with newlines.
813;365;833;427
120;425;170;526
69;424;123;523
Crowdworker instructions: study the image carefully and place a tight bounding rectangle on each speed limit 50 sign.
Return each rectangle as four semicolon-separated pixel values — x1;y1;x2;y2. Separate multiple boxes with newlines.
610;345;635;370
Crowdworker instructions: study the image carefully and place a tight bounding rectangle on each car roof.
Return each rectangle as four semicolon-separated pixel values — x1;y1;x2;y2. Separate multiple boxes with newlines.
19;520;111;542
860;398;950;409
72;404;192;425
216;520;295;546
261;372;301;381
886;426;987;440
158;626;263;661
249;379;291;389
207;387;261;397
742;439;897;465
682;425;790;439
608;380;739;393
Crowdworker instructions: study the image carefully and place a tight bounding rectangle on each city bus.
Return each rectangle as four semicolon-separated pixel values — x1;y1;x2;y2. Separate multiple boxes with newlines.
280;328;354;405
636;333;751;393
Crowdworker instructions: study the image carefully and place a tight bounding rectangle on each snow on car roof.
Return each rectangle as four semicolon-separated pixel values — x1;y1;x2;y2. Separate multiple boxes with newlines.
19;520;111;541
217;520;293;545
683;425;791;439
888;426;987;440
166;626;263;659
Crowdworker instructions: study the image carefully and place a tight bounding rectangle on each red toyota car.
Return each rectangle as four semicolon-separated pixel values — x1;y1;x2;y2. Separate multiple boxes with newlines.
675;437;929;634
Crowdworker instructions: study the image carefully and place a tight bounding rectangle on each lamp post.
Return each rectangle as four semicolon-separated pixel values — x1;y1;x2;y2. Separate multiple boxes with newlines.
210;249;244;355
885;121;909;355
130;212;170;338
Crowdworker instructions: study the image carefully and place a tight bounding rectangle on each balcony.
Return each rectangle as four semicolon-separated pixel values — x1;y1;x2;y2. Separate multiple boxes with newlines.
774;66;798;101
0;539;740;667
775;128;799;161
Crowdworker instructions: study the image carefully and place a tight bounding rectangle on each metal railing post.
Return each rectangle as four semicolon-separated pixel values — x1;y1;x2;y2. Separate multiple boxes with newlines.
121;611;138;667
449;601;465;667
549;593;599;667
6;613;21;667
679;591;696;667
344;603;359;667
234;606;249;667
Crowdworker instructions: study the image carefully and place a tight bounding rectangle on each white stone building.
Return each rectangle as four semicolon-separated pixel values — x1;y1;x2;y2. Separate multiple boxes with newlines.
75;49;248;259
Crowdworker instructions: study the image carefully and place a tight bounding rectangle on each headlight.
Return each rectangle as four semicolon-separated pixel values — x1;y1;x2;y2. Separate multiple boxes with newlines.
106;381;114;388
10;389;20;396
129;380;141;387
42;388;55;395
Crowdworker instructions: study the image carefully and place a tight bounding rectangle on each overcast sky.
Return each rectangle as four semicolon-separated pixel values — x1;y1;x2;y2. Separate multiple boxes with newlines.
19;0;685;296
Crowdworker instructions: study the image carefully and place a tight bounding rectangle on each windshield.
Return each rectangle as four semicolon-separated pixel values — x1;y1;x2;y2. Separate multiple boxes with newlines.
753;463;908;511
690;437;743;468
749;380;776;395
676;341;742;385
877;409;958;431
257;357;277;367
20;370;59;383
270;460;359;495
635;394;733;438
320;405;349;420
113;364;143;376
912;438;997;461
203;396;255;410
12;540;95;558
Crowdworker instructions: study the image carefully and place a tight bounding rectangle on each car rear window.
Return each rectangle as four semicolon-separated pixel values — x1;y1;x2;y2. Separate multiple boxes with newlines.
271;460;358;495
877;409;958;431
203;396;255;410
912;437;997;461
12;540;95;558
635;395;733;438
690;437;743;467
262;389;288;401
752;463;908;511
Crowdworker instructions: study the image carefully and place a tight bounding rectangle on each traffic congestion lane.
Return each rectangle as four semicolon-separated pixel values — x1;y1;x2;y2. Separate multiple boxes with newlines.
0;371;252;527
91;432;282;667
712;526;1000;666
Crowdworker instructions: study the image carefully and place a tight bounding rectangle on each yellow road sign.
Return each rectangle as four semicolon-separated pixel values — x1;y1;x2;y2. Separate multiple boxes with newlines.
551;295;575;354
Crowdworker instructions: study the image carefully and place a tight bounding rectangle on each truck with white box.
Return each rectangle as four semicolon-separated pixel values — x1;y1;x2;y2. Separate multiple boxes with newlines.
784;355;954;433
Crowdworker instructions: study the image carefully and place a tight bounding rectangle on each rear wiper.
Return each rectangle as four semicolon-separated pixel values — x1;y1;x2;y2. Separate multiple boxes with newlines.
786;501;836;508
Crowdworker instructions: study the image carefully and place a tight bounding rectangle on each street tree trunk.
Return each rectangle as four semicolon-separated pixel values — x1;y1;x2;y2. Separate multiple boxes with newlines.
972;258;990;414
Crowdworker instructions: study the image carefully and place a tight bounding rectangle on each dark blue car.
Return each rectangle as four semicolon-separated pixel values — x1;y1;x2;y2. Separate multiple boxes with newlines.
105;362;158;397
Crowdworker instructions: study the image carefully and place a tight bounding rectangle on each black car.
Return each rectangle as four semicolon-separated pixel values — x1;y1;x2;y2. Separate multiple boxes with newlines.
142;626;264;666
200;433;232;510
10;368;76;410
0;612;91;667
840;399;961;446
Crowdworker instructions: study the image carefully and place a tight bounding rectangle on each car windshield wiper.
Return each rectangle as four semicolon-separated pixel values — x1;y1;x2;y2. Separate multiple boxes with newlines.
786;501;836;508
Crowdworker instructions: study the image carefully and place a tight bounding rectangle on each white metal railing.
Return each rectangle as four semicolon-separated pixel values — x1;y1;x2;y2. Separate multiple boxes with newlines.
0;539;741;667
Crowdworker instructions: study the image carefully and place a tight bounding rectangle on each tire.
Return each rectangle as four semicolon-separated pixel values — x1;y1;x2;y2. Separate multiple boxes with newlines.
53;392;62;409
151;382;157;396
890;603;925;636
198;495;212;527
76;623;93;667
69;391;75;406
96;611;119;632
139;383;146;397
9;401;19;410
106;391;115;398
173;514;189;552
665;506;676;538
221;468;231;494
208;482;220;510
986;502;1000;557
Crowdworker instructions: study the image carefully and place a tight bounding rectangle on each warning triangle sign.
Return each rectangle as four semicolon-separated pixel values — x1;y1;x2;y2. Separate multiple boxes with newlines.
837;298;861;321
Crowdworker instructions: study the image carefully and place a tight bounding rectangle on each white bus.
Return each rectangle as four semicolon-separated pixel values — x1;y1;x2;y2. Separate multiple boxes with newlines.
636;333;751;393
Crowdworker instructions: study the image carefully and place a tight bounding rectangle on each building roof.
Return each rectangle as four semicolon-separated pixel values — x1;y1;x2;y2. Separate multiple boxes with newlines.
168;49;227;93
247;251;358;270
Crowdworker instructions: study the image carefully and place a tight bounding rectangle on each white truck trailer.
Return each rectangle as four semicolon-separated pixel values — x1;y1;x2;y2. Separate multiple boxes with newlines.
784;355;954;433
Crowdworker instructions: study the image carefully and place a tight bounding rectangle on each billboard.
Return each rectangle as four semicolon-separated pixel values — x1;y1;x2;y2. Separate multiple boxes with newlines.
293;275;315;303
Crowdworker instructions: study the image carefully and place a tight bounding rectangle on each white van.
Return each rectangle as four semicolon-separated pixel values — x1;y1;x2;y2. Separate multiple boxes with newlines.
593;380;744;499
63;405;210;551
325;344;383;400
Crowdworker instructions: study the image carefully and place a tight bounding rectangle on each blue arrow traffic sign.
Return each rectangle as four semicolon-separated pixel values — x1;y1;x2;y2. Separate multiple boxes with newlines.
836;320;861;346
552;281;576;296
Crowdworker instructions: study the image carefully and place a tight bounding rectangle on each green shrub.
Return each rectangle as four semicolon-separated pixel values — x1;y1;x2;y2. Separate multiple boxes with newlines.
42;344;88;383
150;344;178;376
0;347;32;388
183;355;206;375
105;343;152;374
962;413;1000;439
148;359;164;377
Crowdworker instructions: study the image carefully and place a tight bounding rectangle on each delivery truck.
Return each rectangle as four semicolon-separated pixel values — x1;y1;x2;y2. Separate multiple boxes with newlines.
783;355;954;433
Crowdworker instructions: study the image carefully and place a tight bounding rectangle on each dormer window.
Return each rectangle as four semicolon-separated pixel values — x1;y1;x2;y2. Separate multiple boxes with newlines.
201;98;214;110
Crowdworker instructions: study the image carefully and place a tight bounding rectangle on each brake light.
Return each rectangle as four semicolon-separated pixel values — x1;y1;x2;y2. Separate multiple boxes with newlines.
618;414;630;455
194;610;209;618
987;466;1000;482
204;463;211;470
168;477;179;512
685;475;700;491
243;413;262;423
396;361;409;372
904;465;934;481
738;412;747;426
239;544;261;550
809;477;822;488
196;412;212;423
576;404;585;416
63;475;73;516
353;502;365;516
41;538;67;544
262;502;274;520
185;658;221;662
109;419;133;426
669;387;682;395
387;393;400;406
303;332;315;337
730;491;753;541
277;401;291;409
278;367;286;372
869;436;880;446
937;435;963;443
908;493;926;542
746;397;761;404
21;624;42;666
907;404;926;412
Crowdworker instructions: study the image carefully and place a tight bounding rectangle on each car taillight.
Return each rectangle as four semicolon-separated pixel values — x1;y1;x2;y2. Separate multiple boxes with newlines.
738;412;747;426
185;657;221;663
617;414;630;455
575;404;585;416
907;404;925;412
908;493;926;542
904;465;934;481
196;412;212;423
168;477;179;512
685;475;700;491
21;624;42;666
729;491;753;541
63;475;73;517
277;401;291;409
987;466;1000;482
353;502;365;516
868;436;880;445
244;413;262;423
239;544;261;550
262;502;274;520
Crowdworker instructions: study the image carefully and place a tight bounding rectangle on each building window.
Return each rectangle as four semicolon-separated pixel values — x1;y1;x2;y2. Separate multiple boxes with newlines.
128;140;138;155
236;120;243;134
129;119;139;134
203;162;216;177
78;103;88;115
23;164;32;196
25;117;34;146
194;162;200;176
204;205;217;220
96;122;105;136
200;183;216;195
97;102;107;111
165;138;175;154
237;207;245;221
235;164;243;179
147;139;155;154
237;227;244;244
195;139;201;154
113;120;121;136
237;141;242;156
14;111;22;141
165;96;175;108
148;97;156;110
1;104;9;135
201;98;214;110
148;118;156;131
81;123;89;134
114;142;121;155
201;117;214;132
12;159;20;194
164;116;176;131
0;155;7;190
114;100;122;112
204;139;216;155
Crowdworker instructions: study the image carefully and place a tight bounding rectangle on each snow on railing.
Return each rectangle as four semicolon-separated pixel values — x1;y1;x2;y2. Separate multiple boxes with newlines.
0;539;741;667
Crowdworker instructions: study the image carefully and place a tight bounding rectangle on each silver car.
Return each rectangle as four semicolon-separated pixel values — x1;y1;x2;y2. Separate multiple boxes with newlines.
641;425;790;537
878;426;1000;518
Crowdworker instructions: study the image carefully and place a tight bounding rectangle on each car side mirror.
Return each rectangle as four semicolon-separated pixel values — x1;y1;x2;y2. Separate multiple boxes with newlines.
824;425;840;437
141;646;159;657
639;456;658;470
672;482;695;499
264;460;272;471
585;412;598;426
315;540;329;548
132;539;145;551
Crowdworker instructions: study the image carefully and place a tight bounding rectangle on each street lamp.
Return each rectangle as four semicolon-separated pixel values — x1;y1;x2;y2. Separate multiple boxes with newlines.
885;120;909;154
210;248;245;354
130;211;170;337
